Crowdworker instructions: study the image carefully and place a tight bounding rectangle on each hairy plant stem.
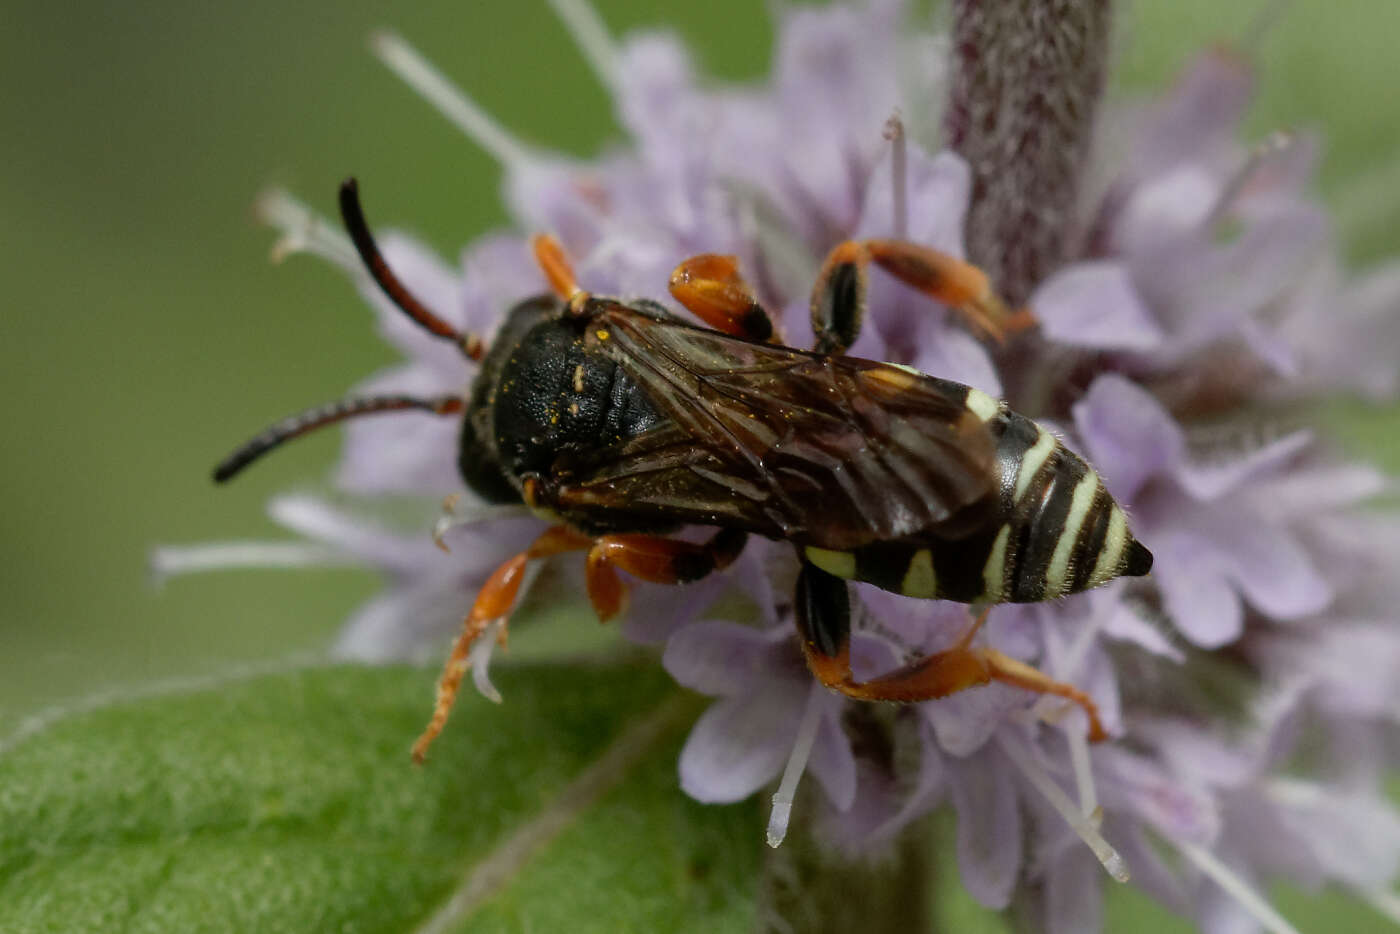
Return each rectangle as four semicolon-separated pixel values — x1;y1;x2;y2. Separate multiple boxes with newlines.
758;8;1117;929
758;782;935;933
945;0;1113;308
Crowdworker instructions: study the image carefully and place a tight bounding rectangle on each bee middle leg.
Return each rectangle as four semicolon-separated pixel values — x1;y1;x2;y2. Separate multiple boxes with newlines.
584;528;749;620
668;254;775;342
809;239;1033;355
794;561;1106;741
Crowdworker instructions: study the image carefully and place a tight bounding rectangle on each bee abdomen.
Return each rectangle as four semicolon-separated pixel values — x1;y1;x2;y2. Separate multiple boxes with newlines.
801;412;1152;606
994;415;1151;602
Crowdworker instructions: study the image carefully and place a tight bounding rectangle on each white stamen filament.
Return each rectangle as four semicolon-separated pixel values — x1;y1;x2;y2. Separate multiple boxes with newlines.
1065;725;1101;827
254;189;359;270
546;0;620;95
767;684;825;848
1176;840;1302;934
883;112;908;240
371;32;534;170
1202;129;1295;229
1022;605;1105;822
432;502;534;552
466;560;543;703
150;542;357;586
469;619;507;704
1357;887;1400;927
998;735;1130;882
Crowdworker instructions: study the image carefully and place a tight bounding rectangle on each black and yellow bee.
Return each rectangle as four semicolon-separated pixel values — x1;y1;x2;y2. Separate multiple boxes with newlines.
216;179;1152;760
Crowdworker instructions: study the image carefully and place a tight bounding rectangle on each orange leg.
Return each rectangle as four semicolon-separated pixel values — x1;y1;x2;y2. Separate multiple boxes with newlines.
668;254;774;342
584;528;748;622
795;562;1105;741
811;239;1033;354
531;233;588;313
412;525;591;763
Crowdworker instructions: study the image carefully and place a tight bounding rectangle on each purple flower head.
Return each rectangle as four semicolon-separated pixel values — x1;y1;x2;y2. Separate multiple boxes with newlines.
163;2;1400;930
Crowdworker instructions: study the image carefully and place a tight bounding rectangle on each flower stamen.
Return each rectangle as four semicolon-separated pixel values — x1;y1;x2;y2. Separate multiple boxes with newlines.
255;189;359;271
546;0;620;96
883;112;909;240
371;31;535;171
1202;129;1296;230
1175;840;1302;934
767;683;825;848
999;734;1130;882
149;542;356;587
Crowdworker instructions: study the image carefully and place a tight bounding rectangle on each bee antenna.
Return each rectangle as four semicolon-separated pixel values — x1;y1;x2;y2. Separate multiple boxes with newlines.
338;178;484;360
213;393;464;483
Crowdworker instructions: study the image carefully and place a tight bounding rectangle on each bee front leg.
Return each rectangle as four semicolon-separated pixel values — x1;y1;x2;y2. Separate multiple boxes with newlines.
668;254;775;342
584;528;749;621
809;239;1032;354
794;562;1106;742
413;524;592;763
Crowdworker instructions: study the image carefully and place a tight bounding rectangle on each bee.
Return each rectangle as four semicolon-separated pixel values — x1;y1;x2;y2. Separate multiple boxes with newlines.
216;179;1153;761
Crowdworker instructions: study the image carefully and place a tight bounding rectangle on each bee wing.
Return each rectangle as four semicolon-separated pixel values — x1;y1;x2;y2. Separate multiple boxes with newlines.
547;305;998;549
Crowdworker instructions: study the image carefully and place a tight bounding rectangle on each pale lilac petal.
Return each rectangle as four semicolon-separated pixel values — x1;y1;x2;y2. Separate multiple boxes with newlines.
905;321;1002;397
355;233;466;379
1097;589;1183;661
614;31;697;143
1033;261;1164;350
678;679;807;803
336;364;466;495
333;567;472;662
662;620;786;697
1073;374;1183;503
1044;849;1102;934
621;571;729;645
1112;163;1221;253
924;683;1028;758
1255;622;1400;719
1240;462;1386;520
1268;784;1400;890
267;493;431;574
1132;50;1255;178
808;694;858;811
503;158;609;253
1175;430;1313;501
458;233;546;336
1198;515;1332;621
1095;745;1219;844
854;145;970;253
948;744;1023;909
1152;527;1243;647
1113;821;1191;913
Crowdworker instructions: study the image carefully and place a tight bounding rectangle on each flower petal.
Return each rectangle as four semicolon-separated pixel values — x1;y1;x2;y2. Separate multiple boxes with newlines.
947;743;1023;909
661;619;786;697
808;693;858;811
1073;373;1183;503
678;680;807;803
1033;261;1164;350
1044;849;1102;934
1152;527;1243;647
336;364;468;495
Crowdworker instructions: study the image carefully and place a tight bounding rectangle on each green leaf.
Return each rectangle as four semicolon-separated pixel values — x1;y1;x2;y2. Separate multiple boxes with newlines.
0;663;760;933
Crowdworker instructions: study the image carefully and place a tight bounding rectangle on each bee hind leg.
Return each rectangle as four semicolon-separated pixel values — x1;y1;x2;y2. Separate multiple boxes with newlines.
668;254;775;342
810;239;1033;354
584;528;749;621
794;563;1105;742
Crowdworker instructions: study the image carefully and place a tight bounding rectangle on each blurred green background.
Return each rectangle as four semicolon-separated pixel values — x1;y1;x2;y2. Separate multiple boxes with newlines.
2;0;1397;928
